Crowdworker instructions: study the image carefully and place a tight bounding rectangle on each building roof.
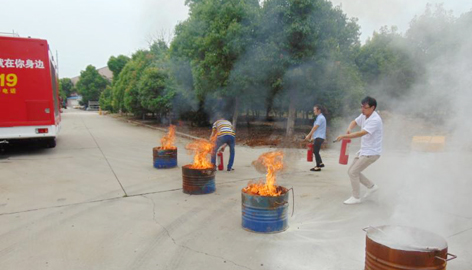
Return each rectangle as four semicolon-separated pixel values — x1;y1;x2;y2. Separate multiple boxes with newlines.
70;66;113;85
97;66;113;80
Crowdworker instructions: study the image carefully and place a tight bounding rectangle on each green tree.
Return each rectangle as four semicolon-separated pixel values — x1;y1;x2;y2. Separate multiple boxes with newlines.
112;50;153;116
139;40;177;121
402;5;471;121
58;78;75;99
171;0;261;129
76;65;109;106
107;55;130;83
102;55;130;112
139;67;175;120
406;4;456;65
99;86;113;111
251;0;362;136
356;27;417;104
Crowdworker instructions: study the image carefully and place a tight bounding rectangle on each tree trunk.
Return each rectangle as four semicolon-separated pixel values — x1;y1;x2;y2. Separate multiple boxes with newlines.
286;89;297;137
265;96;274;121
246;109;250;127
266;105;273;121
232;98;240;132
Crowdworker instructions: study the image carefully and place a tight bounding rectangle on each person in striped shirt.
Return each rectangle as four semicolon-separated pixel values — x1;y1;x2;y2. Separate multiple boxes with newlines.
210;115;236;171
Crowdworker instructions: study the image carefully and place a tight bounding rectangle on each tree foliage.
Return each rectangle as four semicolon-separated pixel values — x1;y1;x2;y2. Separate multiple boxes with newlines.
403;5;472;120
99;85;113;111
171;0;363;133
58;78;75;99
75;65;109;106
109;40;177;118
112;50;152;115
406;4;457;64
171;0;261;122
88;2;471;137
138;68;174;117
98;55;130;112
140;41;176;119
248;0;363;135
107;55;130;83
356;27;417;104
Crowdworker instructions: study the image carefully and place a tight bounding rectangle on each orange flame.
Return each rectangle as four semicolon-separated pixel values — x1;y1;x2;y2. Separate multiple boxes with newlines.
243;151;284;196
160;125;177;150
186;135;216;169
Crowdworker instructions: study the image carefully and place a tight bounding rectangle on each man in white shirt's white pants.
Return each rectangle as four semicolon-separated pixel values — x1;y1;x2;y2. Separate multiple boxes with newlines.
336;96;383;205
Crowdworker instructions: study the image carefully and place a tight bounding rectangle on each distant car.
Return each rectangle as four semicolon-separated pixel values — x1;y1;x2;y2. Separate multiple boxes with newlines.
86;107;99;111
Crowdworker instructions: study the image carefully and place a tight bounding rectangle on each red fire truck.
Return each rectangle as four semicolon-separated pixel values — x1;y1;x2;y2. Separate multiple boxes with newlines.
0;36;61;148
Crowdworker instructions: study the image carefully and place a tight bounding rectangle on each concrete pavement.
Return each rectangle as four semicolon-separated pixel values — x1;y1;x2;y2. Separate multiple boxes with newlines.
0;109;470;270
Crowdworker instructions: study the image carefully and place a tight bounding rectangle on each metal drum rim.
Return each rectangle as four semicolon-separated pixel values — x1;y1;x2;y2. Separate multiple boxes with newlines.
153;146;177;151
365;225;448;252
240;187;290;198
182;164;216;171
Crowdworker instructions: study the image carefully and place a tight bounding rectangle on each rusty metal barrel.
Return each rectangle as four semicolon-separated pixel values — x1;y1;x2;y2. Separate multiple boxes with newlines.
153;147;177;169
241;187;289;233
182;165;216;194
364;225;456;270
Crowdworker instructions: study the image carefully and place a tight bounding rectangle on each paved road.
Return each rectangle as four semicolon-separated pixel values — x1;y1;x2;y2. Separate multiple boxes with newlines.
0;109;470;270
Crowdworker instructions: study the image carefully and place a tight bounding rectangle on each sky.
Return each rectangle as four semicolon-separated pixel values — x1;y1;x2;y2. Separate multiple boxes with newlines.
1;0;470;79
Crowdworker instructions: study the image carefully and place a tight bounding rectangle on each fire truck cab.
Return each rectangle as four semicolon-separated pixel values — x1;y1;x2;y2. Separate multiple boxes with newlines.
0;36;61;148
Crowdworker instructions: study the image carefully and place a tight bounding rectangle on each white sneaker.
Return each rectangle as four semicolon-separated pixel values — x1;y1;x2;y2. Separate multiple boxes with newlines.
363;184;379;199
343;196;361;205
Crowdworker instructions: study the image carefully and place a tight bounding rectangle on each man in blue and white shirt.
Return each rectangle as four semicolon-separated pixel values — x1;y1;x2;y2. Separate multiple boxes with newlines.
305;105;327;172
336;96;383;205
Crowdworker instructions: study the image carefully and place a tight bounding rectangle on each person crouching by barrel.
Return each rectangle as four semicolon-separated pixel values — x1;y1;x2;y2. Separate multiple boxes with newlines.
305;105;327;172
210;114;236;171
335;96;383;205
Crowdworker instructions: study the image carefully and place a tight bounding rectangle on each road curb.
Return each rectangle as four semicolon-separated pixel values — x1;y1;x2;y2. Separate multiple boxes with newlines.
108;114;202;141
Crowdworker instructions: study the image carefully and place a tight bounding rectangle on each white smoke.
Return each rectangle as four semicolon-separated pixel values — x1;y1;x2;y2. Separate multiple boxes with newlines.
372;8;472;240
330;0;471;42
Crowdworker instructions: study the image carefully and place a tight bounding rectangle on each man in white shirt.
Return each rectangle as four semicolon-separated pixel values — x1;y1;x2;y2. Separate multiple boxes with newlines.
336;96;383;205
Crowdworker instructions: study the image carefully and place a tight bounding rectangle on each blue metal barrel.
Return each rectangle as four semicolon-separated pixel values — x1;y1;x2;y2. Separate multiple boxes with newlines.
153;147;177;169
182;165;216;194
241;187;289;233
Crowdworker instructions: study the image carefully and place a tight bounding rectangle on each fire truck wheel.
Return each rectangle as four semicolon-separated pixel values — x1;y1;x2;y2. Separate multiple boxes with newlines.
46;138;56;148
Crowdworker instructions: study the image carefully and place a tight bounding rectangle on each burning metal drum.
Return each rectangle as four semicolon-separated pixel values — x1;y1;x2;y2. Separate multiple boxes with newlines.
364;225;456;270
153;147;177;169
182;165;216;194
241;186;289;233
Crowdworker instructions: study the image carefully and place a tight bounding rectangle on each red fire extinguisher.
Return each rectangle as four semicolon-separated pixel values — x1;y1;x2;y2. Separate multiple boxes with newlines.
339;139;351;165
217;151;224;171
307;143;313;162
